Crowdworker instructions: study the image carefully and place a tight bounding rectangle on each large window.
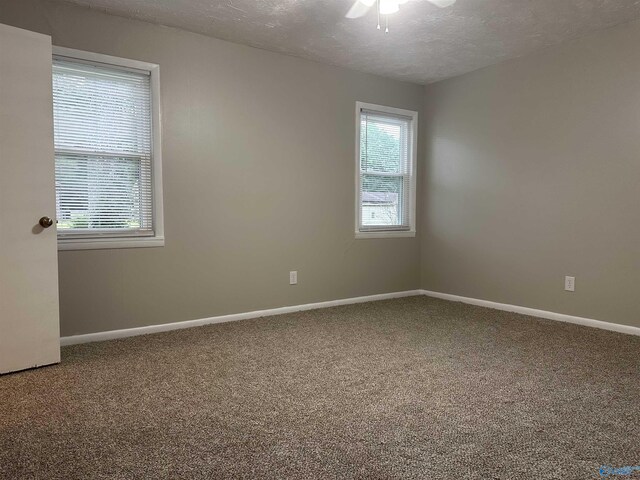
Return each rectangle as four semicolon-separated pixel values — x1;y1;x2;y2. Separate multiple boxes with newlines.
52;48;163;250
355;102;417;238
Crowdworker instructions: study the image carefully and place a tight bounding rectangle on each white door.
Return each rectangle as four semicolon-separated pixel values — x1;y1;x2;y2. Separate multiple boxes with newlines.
0;23;60;374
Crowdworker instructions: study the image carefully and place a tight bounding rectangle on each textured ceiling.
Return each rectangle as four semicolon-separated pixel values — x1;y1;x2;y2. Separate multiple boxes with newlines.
56;0;640;84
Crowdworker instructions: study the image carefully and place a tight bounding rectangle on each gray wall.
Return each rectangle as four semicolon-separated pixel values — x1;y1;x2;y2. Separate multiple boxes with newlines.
421;19;640;328
2;0;637;335
0;0;424;336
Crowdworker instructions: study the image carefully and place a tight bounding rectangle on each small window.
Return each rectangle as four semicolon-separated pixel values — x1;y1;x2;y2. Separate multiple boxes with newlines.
52;48;163;250
355;102;417;238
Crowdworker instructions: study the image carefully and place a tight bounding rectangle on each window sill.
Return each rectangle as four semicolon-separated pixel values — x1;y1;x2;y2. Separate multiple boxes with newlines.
57;236;165;251
355;231;416;239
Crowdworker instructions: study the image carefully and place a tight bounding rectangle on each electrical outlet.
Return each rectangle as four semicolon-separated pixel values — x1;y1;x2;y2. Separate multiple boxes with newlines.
289;271;298;285
564;276;575;292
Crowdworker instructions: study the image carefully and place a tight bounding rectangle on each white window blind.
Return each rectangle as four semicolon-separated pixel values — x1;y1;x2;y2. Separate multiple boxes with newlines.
52;57;154;239
357;106;416;234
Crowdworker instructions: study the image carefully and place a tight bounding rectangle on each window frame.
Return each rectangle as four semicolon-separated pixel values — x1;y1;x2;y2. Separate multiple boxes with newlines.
52;47;164;251
354;101;417;239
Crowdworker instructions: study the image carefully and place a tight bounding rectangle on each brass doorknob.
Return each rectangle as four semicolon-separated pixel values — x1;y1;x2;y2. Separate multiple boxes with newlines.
39;216;54;228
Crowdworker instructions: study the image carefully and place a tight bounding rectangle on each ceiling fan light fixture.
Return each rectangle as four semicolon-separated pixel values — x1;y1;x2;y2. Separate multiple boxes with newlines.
347;0;456;32
347;0;456;21
379;0;400;15
428;0;456;7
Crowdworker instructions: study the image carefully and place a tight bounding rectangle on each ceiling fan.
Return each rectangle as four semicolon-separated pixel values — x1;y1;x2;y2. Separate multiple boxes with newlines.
346;0;456;31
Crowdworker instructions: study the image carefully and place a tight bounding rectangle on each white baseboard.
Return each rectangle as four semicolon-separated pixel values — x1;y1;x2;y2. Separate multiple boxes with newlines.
60;290;423;346
61;288;639;346
420;289;640;337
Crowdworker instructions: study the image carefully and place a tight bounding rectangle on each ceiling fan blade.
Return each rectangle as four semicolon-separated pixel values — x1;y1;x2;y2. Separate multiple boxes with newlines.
426;0;456;7
346;0;374;19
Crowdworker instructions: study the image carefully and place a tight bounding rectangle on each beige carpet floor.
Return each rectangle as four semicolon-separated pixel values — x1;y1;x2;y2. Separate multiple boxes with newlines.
1;296;639;479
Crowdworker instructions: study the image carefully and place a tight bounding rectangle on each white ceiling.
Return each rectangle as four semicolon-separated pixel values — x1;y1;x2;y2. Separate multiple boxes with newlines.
57;0;640;84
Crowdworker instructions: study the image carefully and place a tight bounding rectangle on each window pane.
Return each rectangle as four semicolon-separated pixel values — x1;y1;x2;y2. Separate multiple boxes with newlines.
357;106;414;233
52;58;154;237
360;116;404;174
55;154;152;232
52;60;151;156
361;174;403;227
